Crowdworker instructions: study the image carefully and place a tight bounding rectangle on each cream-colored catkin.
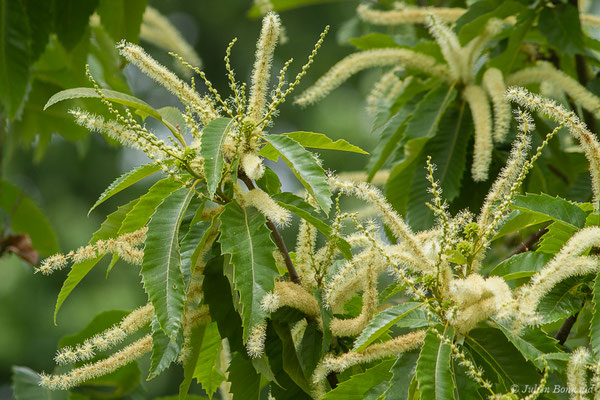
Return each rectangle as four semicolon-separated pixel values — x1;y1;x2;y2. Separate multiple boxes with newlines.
464;85;493;182
506;87;600;209
482;68;511;142
40;335;152;390
426;14;462;82
357;3;466;25
247;12;281;123
507;62;600;119
241;189;291;227
366;68;404;114
567;347;591;400
246;323;267;358
117;41;217;125
295;207;318;289
140;7;202;76
311;330;426;398
261;281;321;322
296;48;451;105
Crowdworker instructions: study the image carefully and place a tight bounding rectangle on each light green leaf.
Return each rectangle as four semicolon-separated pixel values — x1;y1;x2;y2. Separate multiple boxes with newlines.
271;192;352;260
11;366;68;400
201;117;233;196
0;180;59;255
538;275;586;324
264;134;332;214
492;210;550;241
282;131;368;154
54;199;138;323
149;317;181;380
489;252;553;280
511;193;588;229
142;185;197;339
348;33;399;50
247;0;351;17
591;271;600;358
178;321;206;400
323;360;394;399
416;325;455;400
0;0;31;120
384;351;420;400
536;221;578;255
89;163;162;215
219;202;279;341
44;87;181;135
193;322;225;399
97;0;147;43
354;302;425;351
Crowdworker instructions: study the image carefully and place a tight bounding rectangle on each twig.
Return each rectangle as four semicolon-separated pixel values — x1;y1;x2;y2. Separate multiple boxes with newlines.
555;312;579;345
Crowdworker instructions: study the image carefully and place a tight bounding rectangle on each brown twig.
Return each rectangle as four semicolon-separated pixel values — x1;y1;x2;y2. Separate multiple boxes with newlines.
507;225;549;258
555;312;579;345
238;170;301;285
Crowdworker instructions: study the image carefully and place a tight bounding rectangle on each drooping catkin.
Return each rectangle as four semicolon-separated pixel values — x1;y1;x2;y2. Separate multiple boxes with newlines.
482;68;511;142
463;85;493;181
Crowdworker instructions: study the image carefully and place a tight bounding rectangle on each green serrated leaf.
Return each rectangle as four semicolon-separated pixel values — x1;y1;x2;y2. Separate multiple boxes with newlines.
54;198;138;323
591;272;600;358
282;131;368;154
489;252;553;280
193;322;225;399
536;221;578;255
218;202;279;340
323;360;394;400
142;185;197;339
354;302;425;351
264;134;332;214
201;117;233;196
538;275;586;324
416;325;455;400
89;163;162;215
511;193;587;229
178;322;206;400
0;180;59;255
149;317;181;380
297;322;322;379
0;0;31;120
227;353;260;400
492;210;550;241
180;220;214;286
12;366;68;400
97;0;147;43
539;3;585;56
456;0;523;45
271;192;352;260
256;167;282;195
384;350;420;400
54;0;98;49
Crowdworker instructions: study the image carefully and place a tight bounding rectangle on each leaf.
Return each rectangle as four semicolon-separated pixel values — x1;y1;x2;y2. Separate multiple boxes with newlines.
54;199;137;323
219;202;279;340
456;0;523;45
180;220;213;286
54;0;99;49
384;351;420;400
591;271;600;358
97;0;147;43
141;185;197;339
0;0;31;120
297;322;323;379
264;134;332;214
88;163;162;215
149;317;181;380
489;252;553;280
247;0;350;17
538;275;586;324
323;360;394;399
272;321;312;395
539;3;585;56
353;302;425;351
178;323;206;400
536;221;578;255
492;210;550;240
193;322;225;399
511;193;588;229
492;318;562;371
201;117;233;196
271;192;352;260
11;366;68;400
488;9;535;72
22;0;52;62
282;131;368;154
0;180;59;255
227;353;260;400
416;324;455;400
348;32;399;50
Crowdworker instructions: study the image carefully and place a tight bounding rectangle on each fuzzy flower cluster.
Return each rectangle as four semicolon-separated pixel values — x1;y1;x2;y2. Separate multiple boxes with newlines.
36;227;147;275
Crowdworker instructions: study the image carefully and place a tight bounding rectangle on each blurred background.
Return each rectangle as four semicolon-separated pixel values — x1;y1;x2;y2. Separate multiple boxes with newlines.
0;0;379;397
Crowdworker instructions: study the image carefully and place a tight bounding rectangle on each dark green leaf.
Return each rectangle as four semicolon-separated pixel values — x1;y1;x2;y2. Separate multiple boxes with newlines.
97;0;148;43
272;321;312;395
538;275;586;324
539;3;585;56
591;271;600;358
22;0;53;61
201;117;233;196
492;210;550;240
297;322;322;379
180;220;213;287
511;193;587;229
227;353;260;400
149;317;181;379
323;360;394;399
218;202;279;340
536;221;578;255
384;350;420;400
12;366;68;400
0;0;31;120
256;168;282;195
416;325;455;400
142;185;196;339
178;322;206;400
354;302;425;351
489;9;535;72
264;134;332;214
456;0;523;45
88;163;162;215
54;0;99;50
489;252;553;280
